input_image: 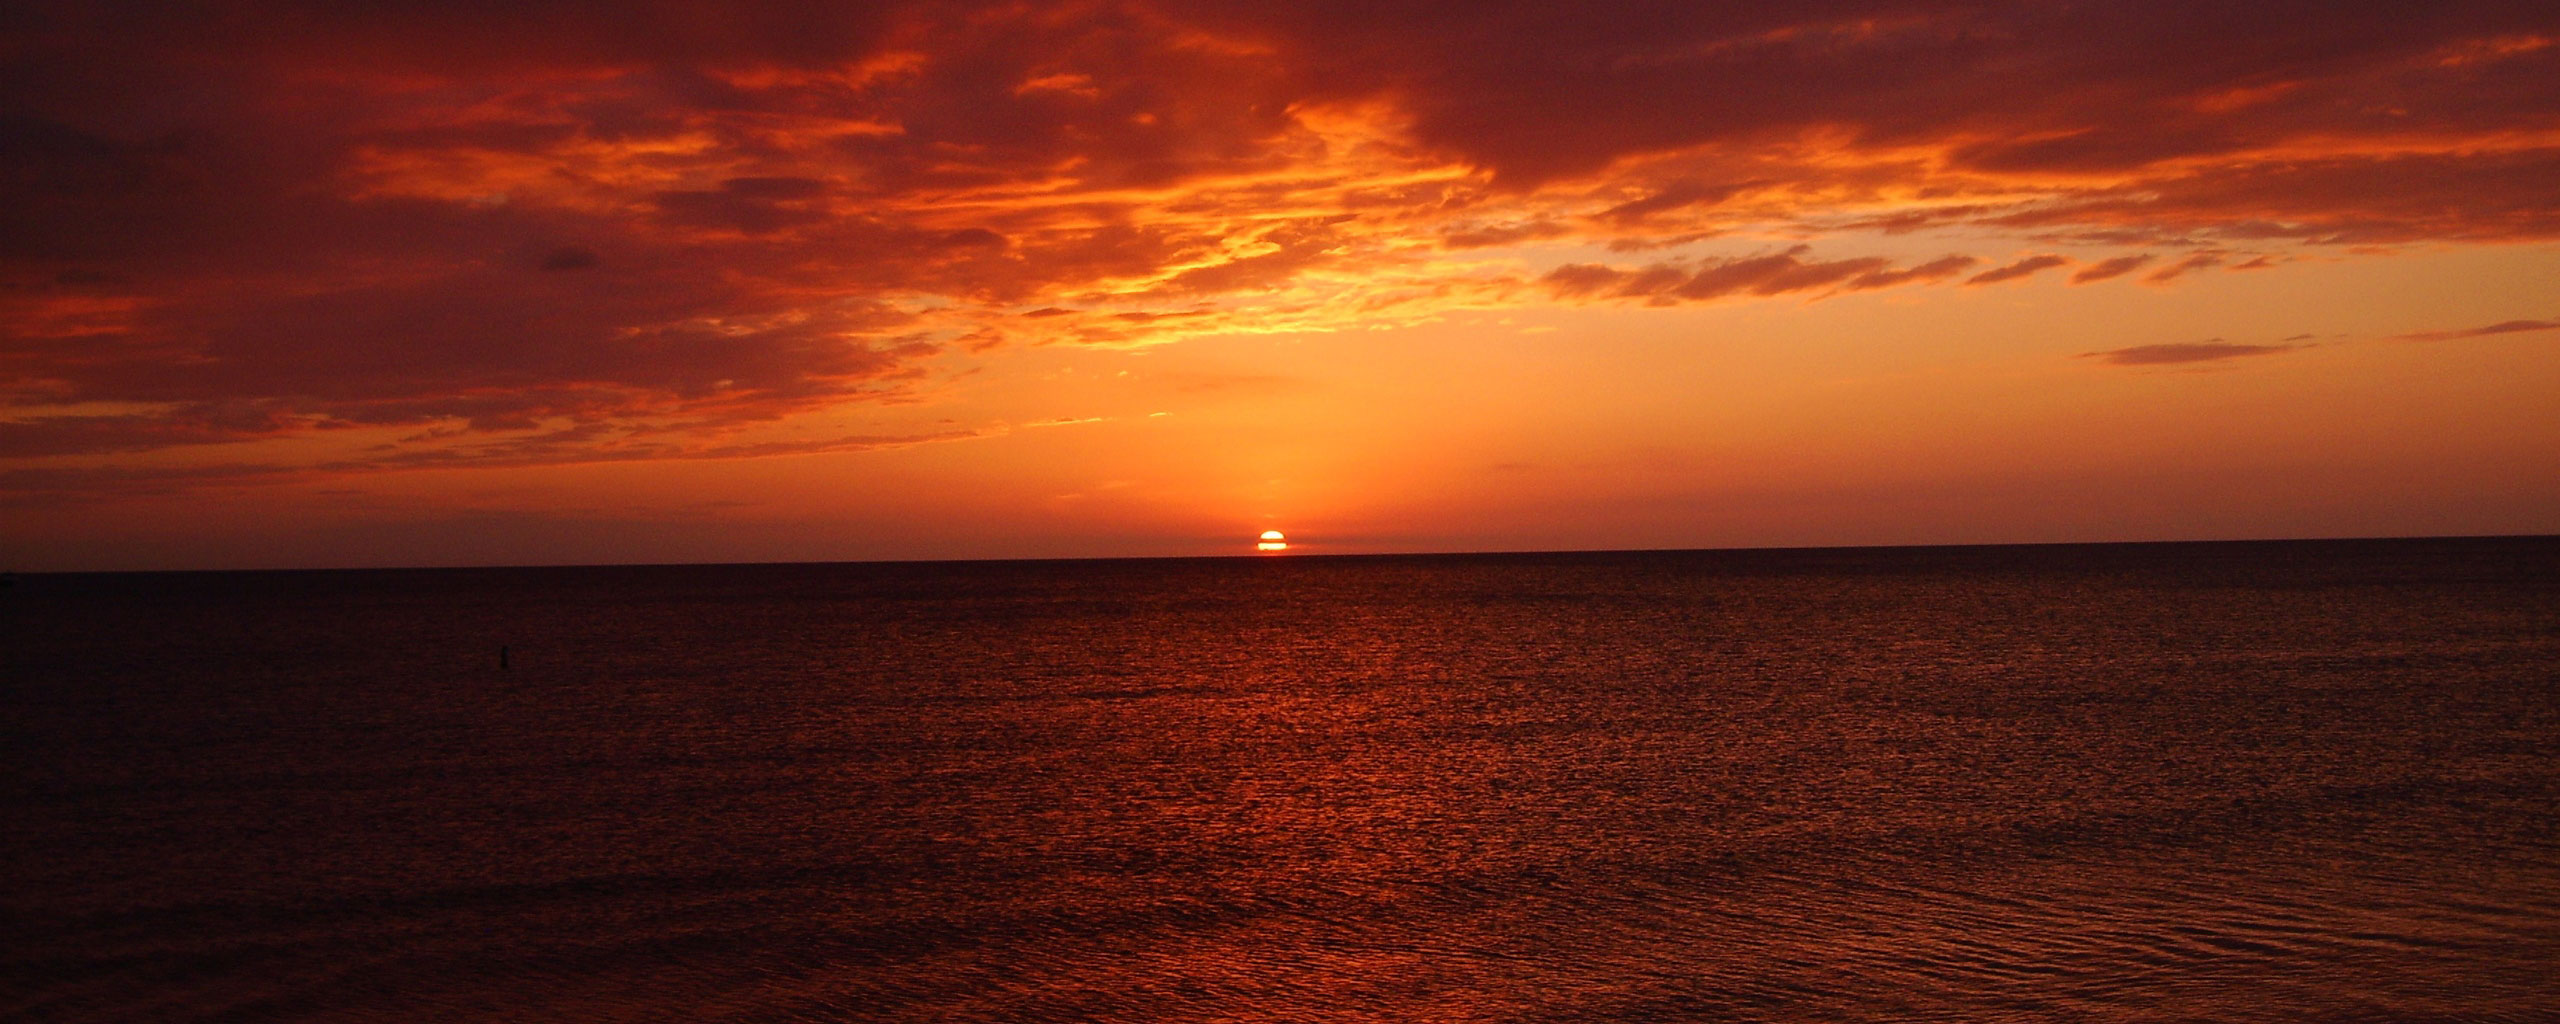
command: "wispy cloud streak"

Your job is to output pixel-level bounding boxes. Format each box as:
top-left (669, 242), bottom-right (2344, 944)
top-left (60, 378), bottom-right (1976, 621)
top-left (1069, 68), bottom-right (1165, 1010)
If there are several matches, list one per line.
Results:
top-left (2393, 318), bottom-right (2560, 341)
top-left (2081, 340), bottom-right (2301, 366)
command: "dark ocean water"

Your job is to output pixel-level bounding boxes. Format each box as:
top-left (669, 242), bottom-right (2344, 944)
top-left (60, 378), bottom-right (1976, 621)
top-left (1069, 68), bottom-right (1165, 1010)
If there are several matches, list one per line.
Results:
top-left (6, 538), bottom-right (2559, 1022)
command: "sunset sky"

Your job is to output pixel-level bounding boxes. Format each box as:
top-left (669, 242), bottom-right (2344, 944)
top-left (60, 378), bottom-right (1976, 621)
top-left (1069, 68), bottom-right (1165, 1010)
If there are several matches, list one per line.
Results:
top-left (5, 1), bottom-right (2557, 569)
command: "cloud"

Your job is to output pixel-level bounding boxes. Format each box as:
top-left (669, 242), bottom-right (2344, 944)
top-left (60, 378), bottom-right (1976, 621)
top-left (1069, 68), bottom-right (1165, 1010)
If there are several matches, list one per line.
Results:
top-left (1251, 3), bottom-right (2560, 203)
top-left (0, 404), bottom-right (318, 458)
top-left (5, 0), bottom-right (2558, 479)
top-left (1982, 149), bottom-right (2560, 244)
top-left (1965, 254), bottom-right (2070, 286)
top-left (2071, 254), bottom-right (2156, 284)
top-left (539, 246), bottom-right (600, 271)
top-left (1845, 255), bottom-right (1977, 291)
top-left (0, 426), bottom-right (984, 505)
top-left (1441, 220), bottom-right (1570, 249)
top-left (2080, 340), bottom-right (2301, 366)
top-left (1543, 246), bottom-right (1972, 304)
top-left (1596, 180), bottom-right (1760, 225)
top-left (2145, 252), bottom-right (2225, 283)
top-left (1146, 219), bottom-right (1350, 295)
top-left (649, 177), bottom-right (836, 235)
top-left (2392, 318), bottom-right (2560, 341)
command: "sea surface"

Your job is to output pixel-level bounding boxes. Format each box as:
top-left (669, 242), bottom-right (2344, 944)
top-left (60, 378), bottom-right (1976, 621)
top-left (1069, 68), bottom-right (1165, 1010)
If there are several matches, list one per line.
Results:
top-left (6, 538), bottom-right (2559, 1022)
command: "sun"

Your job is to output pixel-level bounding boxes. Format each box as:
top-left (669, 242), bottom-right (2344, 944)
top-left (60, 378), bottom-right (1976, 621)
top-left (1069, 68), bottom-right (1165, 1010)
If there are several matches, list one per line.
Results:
top-left (1257, 529), bottom-right (1288, 552)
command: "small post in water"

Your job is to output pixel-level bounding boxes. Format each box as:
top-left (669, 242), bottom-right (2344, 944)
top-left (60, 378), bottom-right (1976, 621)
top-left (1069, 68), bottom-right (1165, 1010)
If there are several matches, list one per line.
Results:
top-left (499, 645), bottom-right (509, 670)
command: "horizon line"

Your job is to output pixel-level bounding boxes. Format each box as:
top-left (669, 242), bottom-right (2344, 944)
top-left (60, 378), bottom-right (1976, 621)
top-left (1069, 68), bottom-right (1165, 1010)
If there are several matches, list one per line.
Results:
top-left (14, 531), bottom-right (2556, 578)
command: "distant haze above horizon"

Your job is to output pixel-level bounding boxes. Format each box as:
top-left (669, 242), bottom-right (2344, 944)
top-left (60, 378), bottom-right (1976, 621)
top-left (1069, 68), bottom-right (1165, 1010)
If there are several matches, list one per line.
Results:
top-left (5, 2), bottom-right (2558, 571)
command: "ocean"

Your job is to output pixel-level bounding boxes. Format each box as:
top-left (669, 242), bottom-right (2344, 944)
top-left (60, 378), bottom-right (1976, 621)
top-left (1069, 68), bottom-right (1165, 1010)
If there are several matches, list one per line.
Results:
top-left (7, 538), bottom-right (2558, 1022)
